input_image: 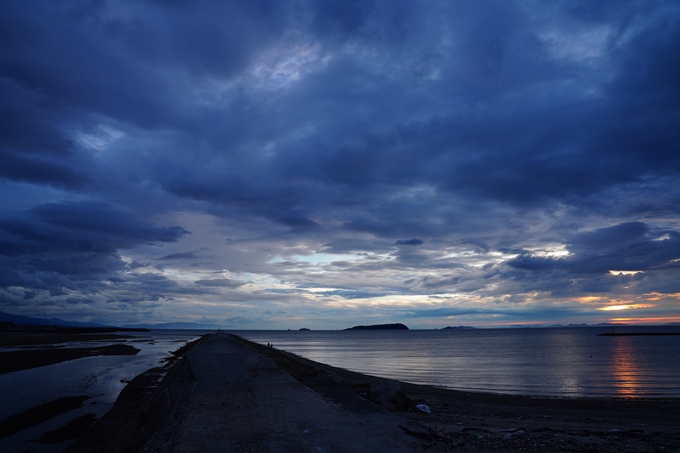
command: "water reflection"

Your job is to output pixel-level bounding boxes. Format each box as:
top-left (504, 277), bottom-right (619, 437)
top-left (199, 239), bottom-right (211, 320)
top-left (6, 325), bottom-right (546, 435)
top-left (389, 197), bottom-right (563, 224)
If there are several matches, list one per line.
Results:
top-left (608, 337), bottom-right (641, 396)
top-left (0, 330), bottom-right (205, 453)
top-left (542, 330), bottom-right (587, 396)
top-left (240, 327), bottom-right (680, 397)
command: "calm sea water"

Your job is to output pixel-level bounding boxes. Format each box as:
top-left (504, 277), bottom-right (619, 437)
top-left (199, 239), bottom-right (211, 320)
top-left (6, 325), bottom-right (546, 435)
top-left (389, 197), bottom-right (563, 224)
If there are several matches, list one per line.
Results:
top-left (236, 326), bottom-right (680, 398)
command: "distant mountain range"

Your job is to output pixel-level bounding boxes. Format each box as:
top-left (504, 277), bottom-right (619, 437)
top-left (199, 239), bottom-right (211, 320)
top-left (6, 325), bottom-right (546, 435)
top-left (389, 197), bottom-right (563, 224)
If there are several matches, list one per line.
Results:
top-left (122, 322), bottom-right (220, 330)
top-left (0, 311), bottom-right (219, 330)
top-left (0, 310), bottom-right (111, 328)
top-left (510, 323), bottom-right (632, 328)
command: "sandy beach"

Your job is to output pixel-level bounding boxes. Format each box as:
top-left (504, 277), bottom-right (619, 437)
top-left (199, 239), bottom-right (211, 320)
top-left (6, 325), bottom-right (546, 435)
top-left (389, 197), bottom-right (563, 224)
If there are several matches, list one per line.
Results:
top-left (2, 331), bottom-right (679, 452)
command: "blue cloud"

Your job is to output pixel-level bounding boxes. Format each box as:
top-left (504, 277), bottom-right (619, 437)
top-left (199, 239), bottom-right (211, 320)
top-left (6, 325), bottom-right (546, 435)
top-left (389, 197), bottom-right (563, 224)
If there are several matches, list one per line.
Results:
top-left (1, 0), bottom-right (679, 326)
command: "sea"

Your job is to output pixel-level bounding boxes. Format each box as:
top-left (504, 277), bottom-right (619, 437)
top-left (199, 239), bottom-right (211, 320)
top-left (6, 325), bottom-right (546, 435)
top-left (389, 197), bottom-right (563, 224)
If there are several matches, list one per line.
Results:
top-left (1, 326), bottom-right (679, 452)
top-left (237, 325), bottom-right (680, 398)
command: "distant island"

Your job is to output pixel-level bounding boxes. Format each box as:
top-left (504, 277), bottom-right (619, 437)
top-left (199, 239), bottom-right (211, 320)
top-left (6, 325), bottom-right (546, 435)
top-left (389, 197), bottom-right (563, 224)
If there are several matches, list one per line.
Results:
top-left (344, 323), bottom-right (409, 331)
top-left (441, 326), bottom-right (474, 330)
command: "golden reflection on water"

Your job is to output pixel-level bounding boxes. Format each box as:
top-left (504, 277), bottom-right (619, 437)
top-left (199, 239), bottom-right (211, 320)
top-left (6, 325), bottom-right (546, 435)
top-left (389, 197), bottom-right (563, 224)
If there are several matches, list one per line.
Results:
top-left (608, 337), bottom-right (641, 396)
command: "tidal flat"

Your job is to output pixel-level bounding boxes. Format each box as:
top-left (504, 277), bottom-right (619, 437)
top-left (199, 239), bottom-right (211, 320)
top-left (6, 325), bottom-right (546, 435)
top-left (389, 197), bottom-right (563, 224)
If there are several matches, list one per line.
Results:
top-left (0, 328), bottom-right (201, 453)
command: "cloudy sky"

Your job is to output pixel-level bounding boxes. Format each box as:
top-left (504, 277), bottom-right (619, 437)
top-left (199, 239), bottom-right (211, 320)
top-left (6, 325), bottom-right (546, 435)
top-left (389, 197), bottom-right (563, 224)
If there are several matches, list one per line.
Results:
top-left (1, 0), bottom-right (679, 329)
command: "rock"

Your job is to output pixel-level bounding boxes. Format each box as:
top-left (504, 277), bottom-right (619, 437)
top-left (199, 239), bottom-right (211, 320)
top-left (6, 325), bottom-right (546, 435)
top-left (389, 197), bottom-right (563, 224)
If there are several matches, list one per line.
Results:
top-left (369, 380), bottom-right (401, 403)
top-left (334, 376), bottom-right (370, 389)
top-left (368, 380), bottom-right (413, 411)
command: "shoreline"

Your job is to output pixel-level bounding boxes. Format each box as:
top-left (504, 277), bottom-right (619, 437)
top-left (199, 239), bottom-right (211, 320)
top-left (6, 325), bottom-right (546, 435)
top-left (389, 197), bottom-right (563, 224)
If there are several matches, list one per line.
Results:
top-left (4, 331), bottom-right (679, 452)
top-left (0, 330), bottom-right (204, 452)
top-left (234, 335), bottom-right (680, 452)
top-left (65, 334), bottom-right (208, 452)
top-left (67, 333), bottom-right (680, 452)
top-left (0, 344), bottom-right (141, 373)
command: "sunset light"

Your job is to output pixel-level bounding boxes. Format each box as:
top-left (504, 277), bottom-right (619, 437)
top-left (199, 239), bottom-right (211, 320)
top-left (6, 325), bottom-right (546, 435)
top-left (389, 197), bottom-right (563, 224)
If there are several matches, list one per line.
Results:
top-left (598, 304), bottom-right (656, 311)
top-left (609, 270), bottom-right (643, 276)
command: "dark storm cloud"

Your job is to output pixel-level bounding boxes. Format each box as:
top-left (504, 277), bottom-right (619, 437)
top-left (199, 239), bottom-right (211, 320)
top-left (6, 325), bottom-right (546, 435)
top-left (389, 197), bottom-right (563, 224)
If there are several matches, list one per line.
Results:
top-left (1, 0), bottom-right (679, 325)
top-left (0, 202), bottom-right (187, 257)
top-left (194, 278), bottom-right (244, 288)
top-left (507, 222), bottom-right (680, 275)
top-left (3, 0), bottom-right (679, 215)
top-left (320, 239), bottom-right (388, 254)
top-left (158, 251), bottom-right (201, 261)
top-left (0, 75), bottom-right (91, 188)
top-left (0, 202), bottom-right (188, 301)
top-left (568, 222), bottom-right (649, 254)
top-left (395, 238), bottom-right (424, 246)
top-left (309, 0), bottom-right (374, 39)
top-left (279, 214), bottom-right (321, 230)
top-left (0, 149), bottom-right (89, 189)
top-left (0, 1), bottom-right (288, 125)
top-left (501, 221), bottom-right (680, 300)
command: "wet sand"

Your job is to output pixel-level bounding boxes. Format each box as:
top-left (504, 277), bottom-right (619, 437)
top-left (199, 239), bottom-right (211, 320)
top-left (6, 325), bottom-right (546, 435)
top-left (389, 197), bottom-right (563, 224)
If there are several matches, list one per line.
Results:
top-left (0, 331), bottom-right (138, 347)
top-left (0, 344), bottom-right (140, 373)
top-left (0, 329), bottom-right (149, 450)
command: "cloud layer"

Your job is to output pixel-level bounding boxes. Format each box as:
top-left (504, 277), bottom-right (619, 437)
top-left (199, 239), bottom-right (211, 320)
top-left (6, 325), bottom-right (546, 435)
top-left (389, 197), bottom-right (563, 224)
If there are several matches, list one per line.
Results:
top-left (1, 0), bottom-right (679, 328)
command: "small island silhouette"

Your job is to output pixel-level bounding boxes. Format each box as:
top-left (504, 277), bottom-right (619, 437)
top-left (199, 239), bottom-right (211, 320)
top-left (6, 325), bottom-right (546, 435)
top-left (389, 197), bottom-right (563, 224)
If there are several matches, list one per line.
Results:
top-left (344, 323), bottom-right (409, 331)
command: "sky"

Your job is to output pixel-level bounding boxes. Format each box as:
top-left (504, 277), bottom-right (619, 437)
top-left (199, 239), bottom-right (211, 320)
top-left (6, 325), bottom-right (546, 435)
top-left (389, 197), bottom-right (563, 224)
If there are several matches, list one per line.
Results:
top-left (1, 0), bottom-right (679, 329)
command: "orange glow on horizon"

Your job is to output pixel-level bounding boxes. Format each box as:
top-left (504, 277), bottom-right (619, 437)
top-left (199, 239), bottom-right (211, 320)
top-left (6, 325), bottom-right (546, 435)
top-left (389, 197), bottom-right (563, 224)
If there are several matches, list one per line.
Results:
top-left (598, 304), bottom-right (655, 311)
top-left (609, 316), bottom-right (680, 323)
top-left (646, 292), bottom-right (680, 301)
top-left (599, 305), bottom-right (629, 311)
top-left (573, 296), bottom-right (610, 304)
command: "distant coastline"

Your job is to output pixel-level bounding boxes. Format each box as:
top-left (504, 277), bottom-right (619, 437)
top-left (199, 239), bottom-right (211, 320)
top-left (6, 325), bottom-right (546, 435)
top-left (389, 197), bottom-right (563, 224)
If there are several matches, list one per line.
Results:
top-left (598, 332), bottom-right (680, 336)
top-left (0, 323), bottom-right (148, 334)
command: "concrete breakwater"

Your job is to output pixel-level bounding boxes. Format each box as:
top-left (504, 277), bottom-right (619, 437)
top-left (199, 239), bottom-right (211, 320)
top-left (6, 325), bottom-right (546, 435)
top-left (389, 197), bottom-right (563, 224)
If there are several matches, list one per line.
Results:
top-left (66, 332), bottom-right (417, 453)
